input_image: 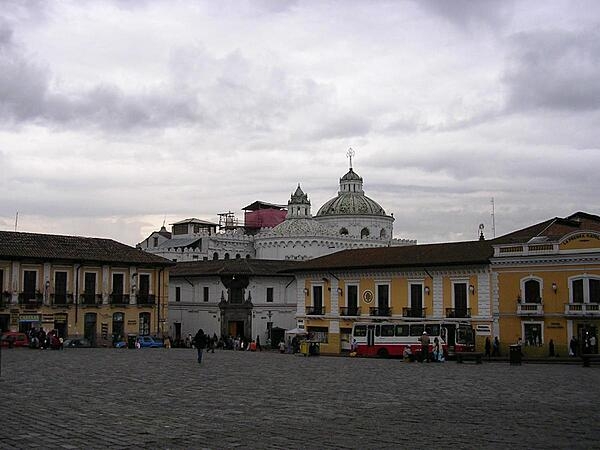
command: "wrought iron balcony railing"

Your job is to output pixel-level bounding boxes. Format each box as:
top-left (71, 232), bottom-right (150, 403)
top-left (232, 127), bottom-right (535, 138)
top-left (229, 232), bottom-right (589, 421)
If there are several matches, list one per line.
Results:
top-left (136, 294), bottom-right (156, 305)
top-left (402, 307), bottom-right (426, 318)
top-left (80, 293), bottom-right (102, 306)
top-left (369, 307), bottom-right (392, 317)
top-left (18, 292), bottom-right (43, 307)
top-left (110, 293), bottom-right (130, 306)
top-left (51, 293), bottom-right (73, 306)
top-left (339, 306), bottom-right (361, 316)
top-left (445, 308), bottom-right (471, 318)
top-left (306, 306), bottom-right (326, 315)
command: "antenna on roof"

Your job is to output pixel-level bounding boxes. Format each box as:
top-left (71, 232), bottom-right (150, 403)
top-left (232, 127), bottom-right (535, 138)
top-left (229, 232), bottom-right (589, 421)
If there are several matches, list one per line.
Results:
top-left (162, 215), bottom-right (166, 228)
top-left (14, 211), bottom-right (18, 232)
top-left (490, 198), bottom-right (496, 238)
top-left (346, 147), bottom-right (355, 169)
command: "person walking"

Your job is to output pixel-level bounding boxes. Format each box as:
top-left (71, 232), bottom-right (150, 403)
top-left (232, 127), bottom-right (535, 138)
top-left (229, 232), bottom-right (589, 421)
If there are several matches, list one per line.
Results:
top-left (492, 337), bottom-right (500, 357)
top-left (419, 331), bottom-right (430, 362)
top-left (256, 334), bottom-right (262, 352)
top-left (484, 336), bottom-right (492, 360)
top-left (193, 329), bottom-right (208, 364)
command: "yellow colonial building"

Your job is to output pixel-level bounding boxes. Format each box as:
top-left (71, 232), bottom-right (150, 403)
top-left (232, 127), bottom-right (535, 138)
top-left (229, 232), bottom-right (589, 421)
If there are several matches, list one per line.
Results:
top-left (0, 231), bottom-right (173, 345)
top-left (491, 212), bottom-right (600, 357)
top-left (287, 241), bottom-right (494, 354)
top-left (287, 212), bottom-right (600, 357)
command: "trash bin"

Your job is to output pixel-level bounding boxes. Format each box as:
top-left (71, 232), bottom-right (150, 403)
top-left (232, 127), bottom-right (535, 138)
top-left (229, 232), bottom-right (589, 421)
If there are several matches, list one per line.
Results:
top-left (509, 344), bottom-right (522, 365)
top-left (300, 340), bottom-right (309, 356)
top-left (127, 334), bottom-right (137, 349)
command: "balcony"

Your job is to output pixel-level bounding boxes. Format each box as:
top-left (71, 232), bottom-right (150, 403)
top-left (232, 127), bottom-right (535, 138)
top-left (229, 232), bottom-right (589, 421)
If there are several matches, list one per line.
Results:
top-left (110, 293), bottom-right (130, 306)
top-left (306, 306), bottom-right (326, 315)
top-left (18, 292), bottom-right (43, 308)
top-left (51, 293), bottom-right (73, 307)
top-left (369, 307), bottom-right (392, 317)
top-left (136, 294), bottom-right (156, 306)
top-left (517, 302), bottom-right (544, 316)
top-left (339, 306), bottom-right (361, 316)
top-left (445, 308), bottom-right (471, 319)
top-left (80, 293), bottom-right (102, 307)
top-left (564, 302), bottom-right (600, 317)
top-left (402, 307), bottom-right (426, 318)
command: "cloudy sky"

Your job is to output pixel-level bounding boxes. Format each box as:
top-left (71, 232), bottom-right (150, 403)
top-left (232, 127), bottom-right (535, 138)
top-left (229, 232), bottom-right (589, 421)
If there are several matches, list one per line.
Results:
top-left (1, 0), bottom-right (599, 246)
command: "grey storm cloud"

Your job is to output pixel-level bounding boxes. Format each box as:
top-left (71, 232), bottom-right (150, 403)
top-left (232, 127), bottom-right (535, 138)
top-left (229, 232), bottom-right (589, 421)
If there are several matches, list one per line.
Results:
top-left (505, 27), bottom-right (600, 112)
top-left (415, 0), bottom-right (513, 30)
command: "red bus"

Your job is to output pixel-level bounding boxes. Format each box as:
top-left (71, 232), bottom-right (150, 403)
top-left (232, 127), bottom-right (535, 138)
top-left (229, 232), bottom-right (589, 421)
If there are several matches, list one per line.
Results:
top-left (351, 321), bottom-right (475, 359)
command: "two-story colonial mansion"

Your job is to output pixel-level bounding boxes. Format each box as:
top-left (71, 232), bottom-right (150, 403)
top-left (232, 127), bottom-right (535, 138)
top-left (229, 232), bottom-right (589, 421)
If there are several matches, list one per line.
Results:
top-left (0, 231), bottom-right (173, 344)
top-left (286, 212), bottom-right (600, 356)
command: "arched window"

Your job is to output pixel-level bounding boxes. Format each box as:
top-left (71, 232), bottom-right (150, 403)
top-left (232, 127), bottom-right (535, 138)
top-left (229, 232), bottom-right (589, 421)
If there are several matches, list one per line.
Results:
top-left (112, 312), bottom-right (124, 340)
top-left (339, 227), bottom-right (348, 235)
top-left (245, 254), bottom-right (251, 259)
top-left (524, 279), bottom-right (541, 303)
top-left (139, 312), bottom-right (151, 336)
top-left (361, 227), bottom-right (370, 238)
top-left (213, 252), bottom-right (219, 260)
top-left (235, 254), bottom-right (241, 259)
top-left (224, 253), bottom-right (230, 260)
top-left (380, 229), bottom-right (387, 239)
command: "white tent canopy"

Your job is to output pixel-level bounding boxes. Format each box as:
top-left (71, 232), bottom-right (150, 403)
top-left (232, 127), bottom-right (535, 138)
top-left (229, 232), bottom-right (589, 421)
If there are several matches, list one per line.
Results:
top-left (285, 327), bottom-right (307, 337)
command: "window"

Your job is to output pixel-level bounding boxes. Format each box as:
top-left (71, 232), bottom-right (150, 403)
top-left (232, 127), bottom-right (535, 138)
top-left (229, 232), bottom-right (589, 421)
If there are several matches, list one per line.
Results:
top-left (308, 326), bottom-right (328, 343)
top-left (266, 287), bottom-right (274, 303)
top-left (410, 283), bottom-right (423, 316)
top-left (376, 284), bottom-right (389, 309)
top-left (380, 229), bottom-right (387, 239)
top-left (112, 312), bottom-right (124, 340)
top-left (172, 223), bottom-right (187, 235)
top-left (523, 278), bottom-right (541, 303)
top-left (347, 284), bottom-right (358, 313)
top-left (23, 270), bottom-right (37, 299)
top-left (523, 322), bottom-right (543, 346)
top-left (453, 282), bottom-right (468, 317)
top-left (354, 325), bottom-right (367, 337)
top-left (213, 253), bottom-right (219, 260)
top-left (313, 286), bottom-right (323, 310)
top-left (153, 237), bottom-right (158, 247)
top-left (395, 324), bottom-right (410, 336)
top-left (84, 272), bottom-right (96, 294)
top-left (381, 325), bottom-right (395, 336)
top-left (224, 253), bottom-right (230, 260)
top-left (0, 268), bottom-right (3, 291)
top-left (339, 227), bottom-right (348, 235)
top-left (139, 312), bottom-right (151, 336)
top-left (138, 274), bottom-right (150, 298)
top-left (203, 287), bottom-right (209, 302)
top-left (360, 227), bottom-right (370, 238)
top-left (410, 324), bottom-right (424, 336)
top-left (235, 254), bottom-right (241, 259)
top-left (54, 271), bottom-right (68, 304)
top-left (175, 287), bottom-right (181, 302)
top-left (425, 324), bottom-right (440, 336)
top-left (570, 277), bottom-right (600, 303)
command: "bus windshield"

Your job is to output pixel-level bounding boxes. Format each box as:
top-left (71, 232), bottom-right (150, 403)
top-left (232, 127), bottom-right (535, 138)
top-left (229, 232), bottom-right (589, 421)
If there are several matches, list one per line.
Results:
top-left (457, 326), bottom-right (474, 345)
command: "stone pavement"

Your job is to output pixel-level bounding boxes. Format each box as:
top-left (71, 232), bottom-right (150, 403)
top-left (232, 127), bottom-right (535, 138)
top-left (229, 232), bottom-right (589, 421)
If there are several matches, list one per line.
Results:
top-left (0, 348), bottom-right (599, 449)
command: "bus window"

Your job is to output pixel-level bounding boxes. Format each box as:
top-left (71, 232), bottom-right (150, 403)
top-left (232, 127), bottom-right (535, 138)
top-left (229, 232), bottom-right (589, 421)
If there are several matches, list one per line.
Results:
top-left (395, 324), bottom-right (409, 336)
top-left (425, 324), bottom-right (440, 337)
top-left (354, 325), bottom-right (367, 337)
top-left (410, 324), bottom-right (424, 336)
top-left (457, 326), bottom-right (474, 344)
top-left (375, 325), bottom-right (380, 337)
top-left (381, 325), bottom-right (394, 336)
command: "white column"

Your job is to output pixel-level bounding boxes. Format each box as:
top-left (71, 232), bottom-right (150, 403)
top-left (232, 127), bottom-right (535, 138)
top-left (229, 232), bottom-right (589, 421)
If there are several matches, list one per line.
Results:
top-left (432, 274), bottom-right (443, 318)
top-left (102, 265), bottom-right (110, 305)
top-left (478, 271), bottom-right (491, 318)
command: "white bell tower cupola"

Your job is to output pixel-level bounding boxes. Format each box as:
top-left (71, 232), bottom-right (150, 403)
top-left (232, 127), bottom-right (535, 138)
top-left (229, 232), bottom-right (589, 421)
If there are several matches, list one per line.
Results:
top-left (287, 184), bottom-right (312, 219)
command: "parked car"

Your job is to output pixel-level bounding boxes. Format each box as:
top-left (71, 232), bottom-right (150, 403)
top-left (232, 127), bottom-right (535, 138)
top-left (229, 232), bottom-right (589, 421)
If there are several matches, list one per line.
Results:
top-left (0, 331), bottom-right (30, 348)
top-left (63, 338), bottom-right (92, 348)
top-left (137, 335), bottom-right (164, 348)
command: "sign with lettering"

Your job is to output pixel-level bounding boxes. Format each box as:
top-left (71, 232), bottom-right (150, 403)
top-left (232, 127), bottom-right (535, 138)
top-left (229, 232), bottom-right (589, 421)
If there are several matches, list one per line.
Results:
top-left (476, 324), bottom-right (491, 335)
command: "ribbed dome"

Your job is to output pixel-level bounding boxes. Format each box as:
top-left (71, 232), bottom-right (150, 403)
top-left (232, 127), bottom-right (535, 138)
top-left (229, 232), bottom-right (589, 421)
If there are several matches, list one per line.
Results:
top-left (316, 193), bottom-right (386, 217)
top-left (340, 168), bottom-right (362, 181)
top-left (268, 218), bottom-right (334, 236)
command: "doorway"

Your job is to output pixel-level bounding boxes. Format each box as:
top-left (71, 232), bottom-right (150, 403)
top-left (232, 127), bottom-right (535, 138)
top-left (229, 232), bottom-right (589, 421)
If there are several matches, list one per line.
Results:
top-left (84, 312), bottom-right (97, 346)
top-left (228, 320), bottom-right (245, 338)
top-left (577, 324), bottom-right (598, 354)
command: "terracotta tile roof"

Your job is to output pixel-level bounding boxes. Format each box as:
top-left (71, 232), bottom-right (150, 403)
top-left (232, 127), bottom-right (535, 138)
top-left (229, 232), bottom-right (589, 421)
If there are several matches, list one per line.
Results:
top-left (0, 231), bottom-right (174, 266)
top-left (492, 211), bottom-right (600, 245)
top-left (171, 259), bottom-right (300, 277)
top-left (282, 240), bottom-right (494, 272)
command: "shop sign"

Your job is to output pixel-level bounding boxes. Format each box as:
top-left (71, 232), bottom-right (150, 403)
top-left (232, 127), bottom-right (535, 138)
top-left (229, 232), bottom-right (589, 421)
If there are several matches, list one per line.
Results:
top-left (476, 324), bottom-right (491, 335)
top-left (19, 314), bottom-right (41, 323)
top-left (42, 314), bottom-right (54, 323)
top-left (54, 314), bottom-right (68, 324)
top-left (127, 320), bottom-right (137, 325)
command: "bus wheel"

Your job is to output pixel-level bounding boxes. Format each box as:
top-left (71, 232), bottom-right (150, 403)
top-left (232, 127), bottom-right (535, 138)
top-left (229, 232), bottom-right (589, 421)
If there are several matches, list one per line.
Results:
top-left (377, 348), bottom-right (389, 358)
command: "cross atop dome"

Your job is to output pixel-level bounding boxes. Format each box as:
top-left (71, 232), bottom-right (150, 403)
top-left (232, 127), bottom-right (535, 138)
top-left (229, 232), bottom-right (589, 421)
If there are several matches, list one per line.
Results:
top-left (346, 147), bottom-right (355, 169)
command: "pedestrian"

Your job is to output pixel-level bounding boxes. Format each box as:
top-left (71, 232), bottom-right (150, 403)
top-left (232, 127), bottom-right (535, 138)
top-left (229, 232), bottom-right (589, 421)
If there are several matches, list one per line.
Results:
top-left (432, 336), bottom-right (442, 362)
top-left (256, 334), bottom-right (262, 352)
top-left (419, 331), bottom-right (430, 362)
top-left (492, 337), bottom-right (500, 357)
top-left (590, 335), bottom-right (597, 353)
top-left (484, 336), bottom-right (491, 360)
top-left (549, 339), bottom-right (555, 357)
top-left (278, 340), bottom-right (286, 353)
top-left (569, 336), bottom-right (577, 357)
top-left (193, 329), bottom-right (208, 364)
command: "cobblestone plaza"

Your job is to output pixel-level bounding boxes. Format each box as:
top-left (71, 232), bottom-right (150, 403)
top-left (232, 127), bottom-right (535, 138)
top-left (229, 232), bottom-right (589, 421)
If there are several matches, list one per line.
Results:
top-left (1, 349), bottom-right (598, 449)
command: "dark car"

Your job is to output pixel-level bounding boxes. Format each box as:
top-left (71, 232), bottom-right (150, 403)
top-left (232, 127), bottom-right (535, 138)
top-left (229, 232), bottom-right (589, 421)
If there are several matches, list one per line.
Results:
top-left (63, 338), bottom-right (92, 348)
top-left (0, 331), bottom-right (30, 348)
